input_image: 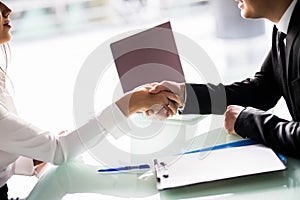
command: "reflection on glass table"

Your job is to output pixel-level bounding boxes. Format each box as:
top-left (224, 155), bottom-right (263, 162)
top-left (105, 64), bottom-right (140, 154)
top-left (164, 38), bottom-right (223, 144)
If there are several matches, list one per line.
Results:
top-left (26, 116), bottom-right (300, 200)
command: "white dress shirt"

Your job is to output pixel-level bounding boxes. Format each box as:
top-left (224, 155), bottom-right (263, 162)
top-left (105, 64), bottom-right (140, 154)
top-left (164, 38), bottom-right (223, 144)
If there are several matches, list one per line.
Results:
top-left (0, 80), bottom-right (128, 187)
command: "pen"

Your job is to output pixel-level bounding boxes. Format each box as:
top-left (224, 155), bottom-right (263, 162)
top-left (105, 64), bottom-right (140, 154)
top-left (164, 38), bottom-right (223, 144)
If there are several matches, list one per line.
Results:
top-left (97, 164), bottom-right (150, 173)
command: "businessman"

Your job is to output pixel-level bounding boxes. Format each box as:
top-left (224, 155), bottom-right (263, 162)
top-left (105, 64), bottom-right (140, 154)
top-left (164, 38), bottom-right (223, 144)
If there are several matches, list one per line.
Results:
top-left (147, 0), bottom-right (300, 159)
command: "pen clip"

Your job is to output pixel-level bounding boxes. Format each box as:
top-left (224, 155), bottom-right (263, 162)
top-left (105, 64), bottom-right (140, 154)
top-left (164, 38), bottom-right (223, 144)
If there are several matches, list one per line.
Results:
top-left (160, 162), bottom-right (169, 178)
top-left (154, 159), bottom-right (169, 182)
top-left (154, 159), bottom-right (161, 182)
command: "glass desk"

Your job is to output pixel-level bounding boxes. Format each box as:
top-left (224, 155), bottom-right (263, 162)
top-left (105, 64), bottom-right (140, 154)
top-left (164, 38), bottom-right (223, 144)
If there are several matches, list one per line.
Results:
top-left (26, 116), bottom-right (300, 200)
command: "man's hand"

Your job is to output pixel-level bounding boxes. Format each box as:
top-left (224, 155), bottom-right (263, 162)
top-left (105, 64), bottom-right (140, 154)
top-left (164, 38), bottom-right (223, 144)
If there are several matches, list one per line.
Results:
top-left (224, 105), bottom-right (245, 134)
top-left (148, 81), bottom-right (185, 101)
top-left (144, 81), bottom-right (185, 119)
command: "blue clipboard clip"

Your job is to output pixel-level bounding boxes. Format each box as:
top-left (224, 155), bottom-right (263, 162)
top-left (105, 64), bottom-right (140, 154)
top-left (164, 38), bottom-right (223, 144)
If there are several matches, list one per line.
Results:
top-left (276, 153), bottom-right (288, 165)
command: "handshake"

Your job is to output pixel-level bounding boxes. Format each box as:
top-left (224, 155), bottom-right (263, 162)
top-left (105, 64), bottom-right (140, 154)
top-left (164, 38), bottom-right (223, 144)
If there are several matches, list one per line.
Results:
top-left (116, 80), bottom-right (245, 135)
top-left (116, 81), bottom-right (185, 120)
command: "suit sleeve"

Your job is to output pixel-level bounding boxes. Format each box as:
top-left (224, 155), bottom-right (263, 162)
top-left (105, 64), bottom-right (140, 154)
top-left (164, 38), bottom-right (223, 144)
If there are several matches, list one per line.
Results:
top-left (182, 51), bottom-right (282, 114)
top-left (235, 107), bottom-right (300, 158)
top-left (225, 51), bottom-right (281, 110)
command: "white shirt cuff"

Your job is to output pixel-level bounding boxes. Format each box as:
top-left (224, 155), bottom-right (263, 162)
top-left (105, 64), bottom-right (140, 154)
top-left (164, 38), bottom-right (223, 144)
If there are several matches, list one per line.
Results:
top-left (96, 103), bottom-right (131, 139)
top-left (14, 156), bottom-right (34, 176)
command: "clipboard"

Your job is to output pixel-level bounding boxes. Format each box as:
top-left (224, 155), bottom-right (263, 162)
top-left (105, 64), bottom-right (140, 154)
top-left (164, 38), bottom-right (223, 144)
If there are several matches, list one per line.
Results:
top-left (110, 21), bottom-right (185, 93)
top-left (153, 140), bottom-right (287, 190)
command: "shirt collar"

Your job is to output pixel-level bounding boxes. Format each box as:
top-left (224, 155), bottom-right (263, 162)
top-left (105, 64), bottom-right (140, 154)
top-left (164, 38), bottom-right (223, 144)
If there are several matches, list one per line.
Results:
top-left (276, 0), bottom-right (297, 34)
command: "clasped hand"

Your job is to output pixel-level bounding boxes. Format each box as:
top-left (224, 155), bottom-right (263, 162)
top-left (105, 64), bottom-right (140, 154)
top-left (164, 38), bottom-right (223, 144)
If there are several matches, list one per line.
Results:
top-left (135, 81), bottom-right (245, 135)
top-left (116, 81), bottom-right (184, 119)
top-left (143, 81), bottom-right (185, 119)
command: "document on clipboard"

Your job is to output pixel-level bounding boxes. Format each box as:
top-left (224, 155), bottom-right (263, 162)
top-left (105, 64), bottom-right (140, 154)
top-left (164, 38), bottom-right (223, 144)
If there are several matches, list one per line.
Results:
top-left (153, 140), bottom-right (287, 190)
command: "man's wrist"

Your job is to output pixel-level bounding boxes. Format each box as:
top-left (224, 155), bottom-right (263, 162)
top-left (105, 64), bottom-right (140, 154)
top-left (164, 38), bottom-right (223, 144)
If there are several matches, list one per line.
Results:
top-left (179, 83), bottom-right (186, 110)
top-left (234, 107), bottom-right (248, 137)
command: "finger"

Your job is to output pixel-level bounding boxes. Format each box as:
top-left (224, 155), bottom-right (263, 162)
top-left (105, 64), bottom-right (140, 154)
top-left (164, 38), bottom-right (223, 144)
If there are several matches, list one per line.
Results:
top-left (149, 103), bottom-right (165, 114)
top-left (165, 92), bottom-right (184, 107)
top-left (144, 85), bottom-right (152, 90)
top-left (155, 107), bottom-right (169, 120)
top-left (149, 85), bottom-right (169, 94)
top-left (145, 109), bottom-right (154, 116)
top-left (224, 125), bottom-right (234, 135)
top-left (223, 118), bottom-right (235, 135)
top-left (227, 129), bottom-right (236, 135)
top-left (148, 82), bottom-right (159, 87)
top-left (223, 117), bottom-right (229, 131)
top-left (163, 105), bottom-right (173, 117)
top-left (163, 102), bottom-right (174, 116)
top-left (166, 101), bottom-right (178, 115)
top-left (58, 130), bottom-right (68, 135)
top-left (144, 82), bottom-right (159, 91)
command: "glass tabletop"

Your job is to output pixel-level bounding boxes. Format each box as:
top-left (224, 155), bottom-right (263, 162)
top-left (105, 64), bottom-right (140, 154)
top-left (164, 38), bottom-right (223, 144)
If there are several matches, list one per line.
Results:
top-left (26, 117), bottom-right (300, 200)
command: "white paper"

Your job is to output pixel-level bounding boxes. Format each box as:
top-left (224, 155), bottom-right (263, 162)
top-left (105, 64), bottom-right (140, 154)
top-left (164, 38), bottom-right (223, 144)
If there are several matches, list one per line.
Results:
top-left (155, 144), bottom-right (286, 190)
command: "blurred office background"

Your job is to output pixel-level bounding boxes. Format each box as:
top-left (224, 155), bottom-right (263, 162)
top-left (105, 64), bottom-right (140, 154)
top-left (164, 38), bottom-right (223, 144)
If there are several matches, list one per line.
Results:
top-left (5, 0), bottom-right (291, 198)
top-left (6, 0), bottom-right (290, 129)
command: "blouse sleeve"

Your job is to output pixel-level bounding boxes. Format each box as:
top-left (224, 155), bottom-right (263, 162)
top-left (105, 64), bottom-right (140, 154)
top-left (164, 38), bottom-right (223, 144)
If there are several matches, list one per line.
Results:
top-left (13, 156), bottom-right (34, 176)
top-left (0, 103), bottom-right (128, 165)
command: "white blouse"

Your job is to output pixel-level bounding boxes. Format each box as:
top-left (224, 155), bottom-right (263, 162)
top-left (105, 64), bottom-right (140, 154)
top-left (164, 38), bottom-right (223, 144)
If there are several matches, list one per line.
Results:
top-left (0, 82), bottom-right (128, 187)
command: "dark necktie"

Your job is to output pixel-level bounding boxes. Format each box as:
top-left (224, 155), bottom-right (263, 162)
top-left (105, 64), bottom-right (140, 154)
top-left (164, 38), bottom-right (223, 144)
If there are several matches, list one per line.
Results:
top-left (277, 31), bottom-right (287, 68)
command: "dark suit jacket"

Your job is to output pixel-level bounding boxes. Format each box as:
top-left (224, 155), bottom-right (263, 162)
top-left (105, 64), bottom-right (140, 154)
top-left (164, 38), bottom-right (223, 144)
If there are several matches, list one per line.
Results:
top-left (182, 1), bottom-right (300, 159)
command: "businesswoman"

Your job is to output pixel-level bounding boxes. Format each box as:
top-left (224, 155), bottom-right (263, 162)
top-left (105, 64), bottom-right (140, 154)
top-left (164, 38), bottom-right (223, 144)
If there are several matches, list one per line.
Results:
top-left (0, 2), bottom-right (182, 199)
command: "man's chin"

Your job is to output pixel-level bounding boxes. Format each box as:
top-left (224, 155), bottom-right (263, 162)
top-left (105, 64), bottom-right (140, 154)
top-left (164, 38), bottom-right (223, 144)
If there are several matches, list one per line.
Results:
top-left (241, 11), bottom-right (251, 19)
